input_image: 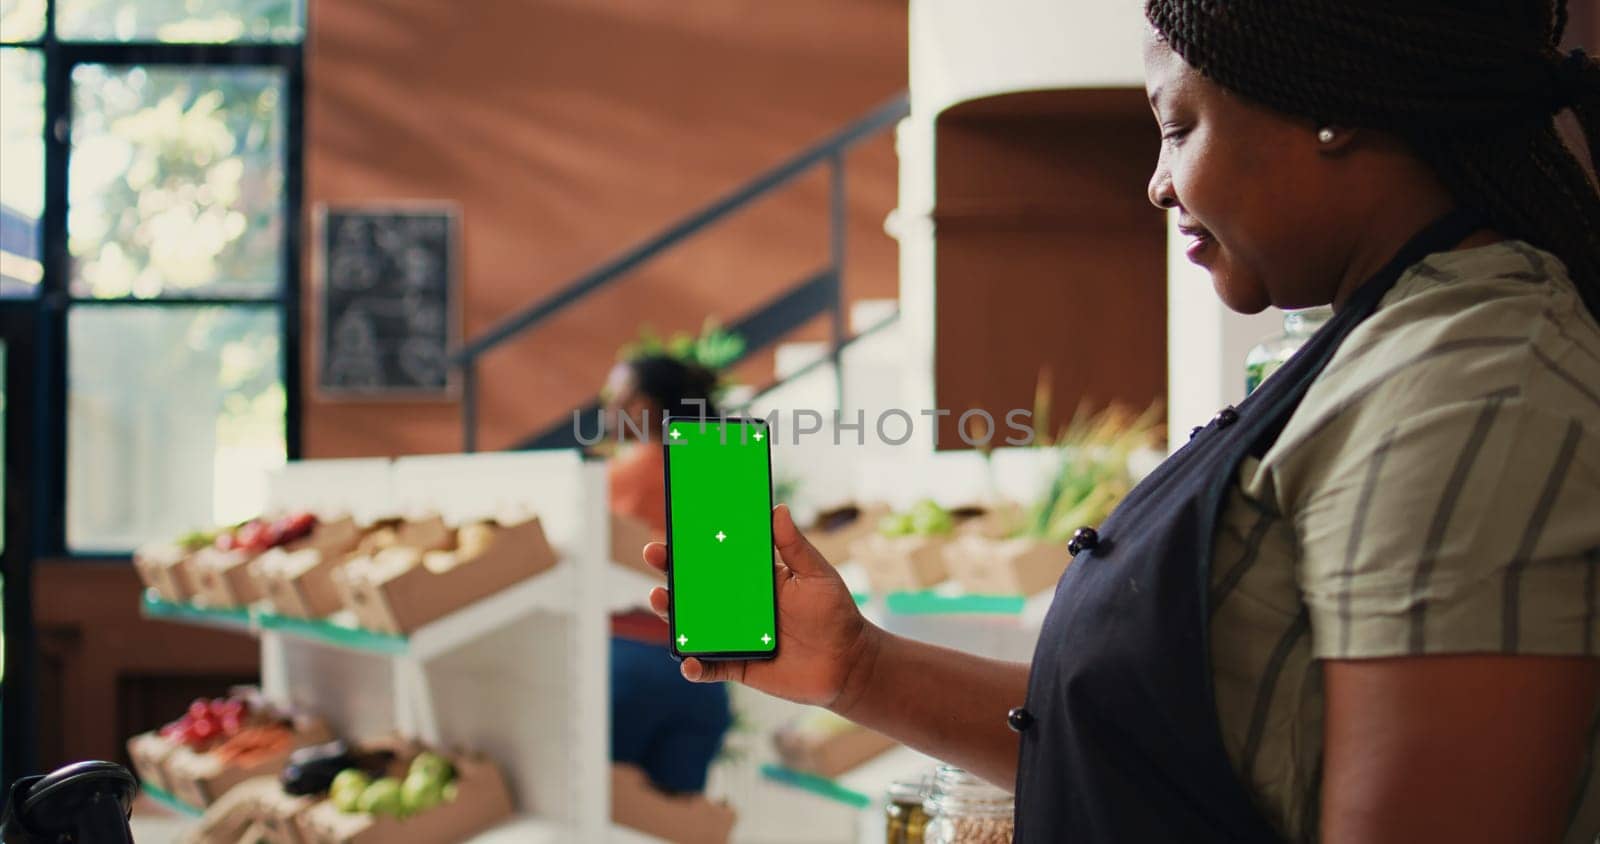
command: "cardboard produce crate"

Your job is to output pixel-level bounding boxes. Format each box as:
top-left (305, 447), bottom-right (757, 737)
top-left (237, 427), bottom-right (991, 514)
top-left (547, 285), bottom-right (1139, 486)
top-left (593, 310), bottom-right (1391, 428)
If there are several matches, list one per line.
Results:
top-left (127, 730), bottom-right (183, 793)
top-left (805, 503), bottom-right (889, 566)
top-left (851, 533), bottom-right (951, 594)
top-left (954, 502), bottom-right (1027, 540)
top-left (610, 512), bottom-right (664, 579)
top-left (331, 518), bottom-right (455, 631)
top-left (942, 534), bottom-right (1070, 596)
top-left (248, 518), bottom-right (364, 619)
top-left (166, 719), bottom-right (333, 808)
top-left (255, 735), bottom-right (422, 843)
top-left (193, 518), bottom-right (367, 610)
top-left (773, 717), bottom-right (897, 779)
top-left (133, 544), bottom-right (197, 604)
top-left (611, 763), bottom-right (736, 844)
top-left (390, 515), bottom-right (455, 556)
top-left (294, 754), bottom-right (513, 844)
top-left (189, 547), bottom-right (263, 610)
top-left (184, 776), bottom-right (282, 844)
top-left (255, 788), bottom-right (320, 844)
top-left (334, 517), bottom-right (558, 635)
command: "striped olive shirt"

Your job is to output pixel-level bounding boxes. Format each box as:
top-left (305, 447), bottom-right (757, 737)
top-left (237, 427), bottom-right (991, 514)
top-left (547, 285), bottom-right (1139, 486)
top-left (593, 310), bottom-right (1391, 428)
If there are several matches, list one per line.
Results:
top-left (1208, 240), bottom-right (1600, 843)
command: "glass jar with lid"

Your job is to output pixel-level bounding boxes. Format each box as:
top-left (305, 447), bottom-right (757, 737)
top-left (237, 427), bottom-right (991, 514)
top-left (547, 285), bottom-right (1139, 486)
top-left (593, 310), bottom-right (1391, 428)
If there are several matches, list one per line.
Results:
top-left (886, 779), bottom-right (930, 843)
top-left (922, 766), bottom-right (1014, 844)
top-left (1245, 305), bottom-right (1333, 394)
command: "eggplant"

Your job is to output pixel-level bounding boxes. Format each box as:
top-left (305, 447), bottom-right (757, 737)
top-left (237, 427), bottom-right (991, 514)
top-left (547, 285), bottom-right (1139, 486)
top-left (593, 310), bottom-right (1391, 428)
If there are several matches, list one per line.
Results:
top-left (280, 740), bottom-right (355, 795)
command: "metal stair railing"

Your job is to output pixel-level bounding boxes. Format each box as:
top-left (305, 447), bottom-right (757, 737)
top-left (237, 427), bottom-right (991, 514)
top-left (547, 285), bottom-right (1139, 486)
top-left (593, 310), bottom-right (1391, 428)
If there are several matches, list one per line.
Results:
top-left (518, 275), bottom-right (901, 450)
top-left (449, 94), bottom-right (910, 452)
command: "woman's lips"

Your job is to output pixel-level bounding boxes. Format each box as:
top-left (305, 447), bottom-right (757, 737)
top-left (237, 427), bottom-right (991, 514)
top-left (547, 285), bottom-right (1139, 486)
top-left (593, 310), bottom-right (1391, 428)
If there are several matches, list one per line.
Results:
top-left (1180, 225), bottom-right (1215, 265)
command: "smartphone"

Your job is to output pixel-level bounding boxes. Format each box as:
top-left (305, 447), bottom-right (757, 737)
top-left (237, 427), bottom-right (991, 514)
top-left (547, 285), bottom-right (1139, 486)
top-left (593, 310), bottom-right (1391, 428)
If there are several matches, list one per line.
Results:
top-left (662, 416), bottom-right (779, 661)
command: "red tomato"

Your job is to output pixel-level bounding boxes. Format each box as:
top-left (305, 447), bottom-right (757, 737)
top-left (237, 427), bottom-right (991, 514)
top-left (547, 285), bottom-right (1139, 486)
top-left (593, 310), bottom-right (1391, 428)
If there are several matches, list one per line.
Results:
top-left (235, 521), bottom-right (269, 552)
top-left (281, 512), bottom-right (317, 542)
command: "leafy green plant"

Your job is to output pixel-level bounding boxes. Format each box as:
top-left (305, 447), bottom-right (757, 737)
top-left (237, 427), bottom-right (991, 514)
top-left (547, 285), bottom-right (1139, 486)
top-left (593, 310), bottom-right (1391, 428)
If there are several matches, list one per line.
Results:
top-left (619, 317), bottom-right (745, 371)
top-left (1020, 401), bottom-right (1164, 543)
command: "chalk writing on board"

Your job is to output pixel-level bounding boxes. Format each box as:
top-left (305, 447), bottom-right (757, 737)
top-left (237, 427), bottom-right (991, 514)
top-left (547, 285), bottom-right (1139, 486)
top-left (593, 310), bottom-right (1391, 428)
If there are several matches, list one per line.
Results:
top-left (318, 207), bottom-right (457, 397)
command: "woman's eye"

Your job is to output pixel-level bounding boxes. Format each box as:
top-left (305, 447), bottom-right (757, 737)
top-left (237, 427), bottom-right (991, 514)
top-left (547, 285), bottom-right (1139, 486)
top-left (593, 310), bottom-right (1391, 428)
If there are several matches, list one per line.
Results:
top-left (1161, 125), bottom-right (1190, 143)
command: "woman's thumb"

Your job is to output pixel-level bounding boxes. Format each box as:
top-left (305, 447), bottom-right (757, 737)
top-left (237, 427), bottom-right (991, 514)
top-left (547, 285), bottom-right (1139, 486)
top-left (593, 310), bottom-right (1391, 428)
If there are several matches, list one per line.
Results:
top-left (772, 504), bottom-right (832, 576)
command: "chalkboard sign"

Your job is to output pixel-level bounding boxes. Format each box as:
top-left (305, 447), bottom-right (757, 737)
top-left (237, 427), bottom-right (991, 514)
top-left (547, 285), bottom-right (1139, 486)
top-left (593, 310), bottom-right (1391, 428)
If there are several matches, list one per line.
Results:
top-left (317, 206), bottom-right (458, 398)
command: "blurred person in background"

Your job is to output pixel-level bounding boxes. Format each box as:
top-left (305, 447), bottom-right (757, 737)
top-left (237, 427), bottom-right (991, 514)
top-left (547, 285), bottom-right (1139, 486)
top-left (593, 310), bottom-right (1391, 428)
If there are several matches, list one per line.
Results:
top-left (601, 353), bottom-right (732, 795)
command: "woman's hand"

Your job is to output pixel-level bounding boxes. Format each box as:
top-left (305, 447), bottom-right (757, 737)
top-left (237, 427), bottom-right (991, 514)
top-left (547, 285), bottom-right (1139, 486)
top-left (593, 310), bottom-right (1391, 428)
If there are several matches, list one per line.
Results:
top-left (643, 504), bottom-right (880, 710)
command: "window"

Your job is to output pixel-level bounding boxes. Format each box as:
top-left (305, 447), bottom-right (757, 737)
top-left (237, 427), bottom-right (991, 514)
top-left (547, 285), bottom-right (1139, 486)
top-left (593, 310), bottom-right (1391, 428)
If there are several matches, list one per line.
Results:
top-left (0, 0), bottom-right (302, 554)
top-left (0, 48), bottom-right (43, 295)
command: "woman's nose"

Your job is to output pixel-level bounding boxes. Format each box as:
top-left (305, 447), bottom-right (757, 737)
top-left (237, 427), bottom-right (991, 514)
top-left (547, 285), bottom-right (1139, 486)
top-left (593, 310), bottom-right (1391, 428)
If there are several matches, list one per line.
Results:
top-left (1148, 167), bottom-right (1177, 210)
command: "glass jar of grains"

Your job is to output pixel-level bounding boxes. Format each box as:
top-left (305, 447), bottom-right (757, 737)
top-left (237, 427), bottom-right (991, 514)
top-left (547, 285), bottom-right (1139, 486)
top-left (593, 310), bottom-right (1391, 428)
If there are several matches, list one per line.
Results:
top-left (886, 779), bottom-right (929, 843)
top-left (922, 766), bottom-right (1014, 844)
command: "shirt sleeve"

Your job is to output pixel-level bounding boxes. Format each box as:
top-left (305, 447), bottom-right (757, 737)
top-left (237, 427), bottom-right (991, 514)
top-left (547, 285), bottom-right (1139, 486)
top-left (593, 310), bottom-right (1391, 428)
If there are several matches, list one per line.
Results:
top-left (1287, 397), bottom-right (1600, 660)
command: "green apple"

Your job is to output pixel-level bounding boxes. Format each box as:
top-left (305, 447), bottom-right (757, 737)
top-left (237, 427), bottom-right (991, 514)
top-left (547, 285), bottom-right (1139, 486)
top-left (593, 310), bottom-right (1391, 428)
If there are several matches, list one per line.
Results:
top-left (408, 751), bottom-right (454, 784)
top-left (330, 769), bottom-right (371, 812)
top-left (441, 782), bottom-right (459, 804)
top-left (357, 777), bottom-right (405, 817)
top-left (401, 771), bottom-right (445, 815)
top-left (910, 507), bottom-right (954, 536)
top-left (878, 513), bottom-right (914, 537)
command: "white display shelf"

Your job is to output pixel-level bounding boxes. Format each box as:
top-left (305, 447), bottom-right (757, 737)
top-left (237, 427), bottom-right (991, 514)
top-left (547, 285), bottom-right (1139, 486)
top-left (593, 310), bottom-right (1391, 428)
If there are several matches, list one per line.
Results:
top-left (342, 564), bottom-right (576, 660)
top-left (463, 815), bottom-right (576, 843)
top-left (761, 745), bottom-right (938, 811)
top-left (466, 816), bottom-right (665, 843)
top-left (144, 570), bottom-right (576, 662)
top-left (606, 563), bottom-right (665, 613)
top-left (146, 558), bottom-right (657, 661)
top-left (127, 811), bottom-right (666, 844)
top-left (134, 452), bottom-right (616, 841)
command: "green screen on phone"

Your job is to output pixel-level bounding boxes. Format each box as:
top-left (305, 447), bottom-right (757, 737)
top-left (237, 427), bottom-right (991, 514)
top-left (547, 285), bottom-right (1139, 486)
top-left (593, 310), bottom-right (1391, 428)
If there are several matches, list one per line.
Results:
top-left (663, 417), bottom-right (778, 659)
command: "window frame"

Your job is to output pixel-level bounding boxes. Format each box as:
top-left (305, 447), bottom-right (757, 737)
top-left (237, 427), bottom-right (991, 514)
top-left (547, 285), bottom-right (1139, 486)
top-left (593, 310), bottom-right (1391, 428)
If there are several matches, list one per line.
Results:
top-left (1, 0), bottom-right (304, 558)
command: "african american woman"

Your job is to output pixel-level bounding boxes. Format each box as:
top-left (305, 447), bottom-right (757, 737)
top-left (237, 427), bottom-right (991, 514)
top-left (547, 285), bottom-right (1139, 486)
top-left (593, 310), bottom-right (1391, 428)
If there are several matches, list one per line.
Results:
top-left (643, 2), bottom-right (1600, 841)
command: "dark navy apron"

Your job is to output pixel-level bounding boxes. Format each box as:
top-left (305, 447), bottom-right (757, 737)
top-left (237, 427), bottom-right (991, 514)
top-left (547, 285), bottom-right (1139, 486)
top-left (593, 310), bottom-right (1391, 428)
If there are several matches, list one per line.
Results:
top-left (1011, 210), bottom-right (1484, 842)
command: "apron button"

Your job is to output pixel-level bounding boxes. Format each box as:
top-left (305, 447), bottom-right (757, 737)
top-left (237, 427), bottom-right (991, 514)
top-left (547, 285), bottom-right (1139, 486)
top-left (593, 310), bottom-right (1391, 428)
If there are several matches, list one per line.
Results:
top-left (1007, 707), bottom-right (1035, 732)
top-left (1212, 406), bottom-right (1239, 428)
top-left (1068, 526), bottom-right (1099, 555)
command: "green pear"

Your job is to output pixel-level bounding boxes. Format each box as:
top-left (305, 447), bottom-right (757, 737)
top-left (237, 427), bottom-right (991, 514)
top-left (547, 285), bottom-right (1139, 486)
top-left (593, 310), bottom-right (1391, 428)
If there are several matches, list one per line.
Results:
top-left (401, 771), bottom-right (445, 815)
top-left (329, 769), bottom-right (371, 813)
top-left (357, 777), bottom-right (404, 817)
top-left (408, 751), bottom-right (454, 784)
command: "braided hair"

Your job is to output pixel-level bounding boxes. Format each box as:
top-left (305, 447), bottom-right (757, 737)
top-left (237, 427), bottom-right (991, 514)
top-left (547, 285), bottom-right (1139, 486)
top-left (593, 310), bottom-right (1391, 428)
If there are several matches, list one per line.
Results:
top-left (1145, 0), bottom-right (1600, 319)
top-left (626, 354), bottom-right (722, 419)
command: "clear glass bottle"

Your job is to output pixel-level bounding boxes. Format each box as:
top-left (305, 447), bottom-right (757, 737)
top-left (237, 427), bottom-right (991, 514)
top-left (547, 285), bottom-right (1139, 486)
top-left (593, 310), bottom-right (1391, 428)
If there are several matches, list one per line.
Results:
top-left (922, 766), bottom-right (1014, 844)
top-left (1245, 305), bottom-right (1333, 394)
top-left (886, 779), bottom-right (930, 844)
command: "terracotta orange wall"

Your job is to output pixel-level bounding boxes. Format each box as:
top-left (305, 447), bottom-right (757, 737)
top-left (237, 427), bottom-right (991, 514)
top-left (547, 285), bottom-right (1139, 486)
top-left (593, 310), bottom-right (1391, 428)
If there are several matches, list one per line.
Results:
top-left (932, 91), bottom-right (1166, 447)
top-left (303, 0), bottom-right (907, 456)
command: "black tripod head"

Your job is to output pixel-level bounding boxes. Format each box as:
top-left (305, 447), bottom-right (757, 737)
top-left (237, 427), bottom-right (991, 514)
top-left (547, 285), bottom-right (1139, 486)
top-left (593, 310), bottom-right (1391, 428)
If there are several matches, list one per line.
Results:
top-left (1, 760), bottom-right (137, 844)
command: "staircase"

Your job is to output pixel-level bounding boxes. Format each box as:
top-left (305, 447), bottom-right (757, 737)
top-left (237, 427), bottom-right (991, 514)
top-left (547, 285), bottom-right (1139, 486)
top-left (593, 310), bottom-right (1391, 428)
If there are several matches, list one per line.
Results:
top-left (450, 95), bottom-right (911, 453)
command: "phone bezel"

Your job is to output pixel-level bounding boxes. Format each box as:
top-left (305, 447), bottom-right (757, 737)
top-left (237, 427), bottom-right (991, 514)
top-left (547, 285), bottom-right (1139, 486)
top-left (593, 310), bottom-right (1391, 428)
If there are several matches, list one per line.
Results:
top-left (661, 414), bottom-right (779, 662)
